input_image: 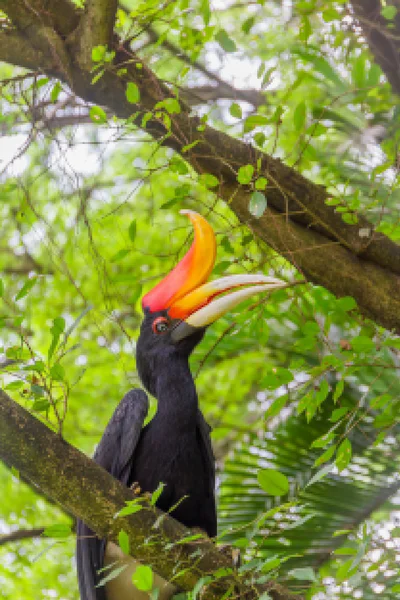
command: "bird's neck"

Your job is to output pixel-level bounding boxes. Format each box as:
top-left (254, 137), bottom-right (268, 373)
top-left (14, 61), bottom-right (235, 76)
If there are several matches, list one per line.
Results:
top-left (153, 356), bottom-right (198, 432)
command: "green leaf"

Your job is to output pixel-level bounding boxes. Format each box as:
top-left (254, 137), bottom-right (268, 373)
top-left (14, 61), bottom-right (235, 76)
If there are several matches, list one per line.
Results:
top-left (160, 197), bottom-right (181, 210)
top-left (293, 101), bottom-right (306, 130)
top-left (261, 557), bottom-right (281, 572)
top-left (130, 284), bottom-right (143, 305)
top-left (150, 482), bottom-right (165, 505)
top-left (322, 8), bottom-right (340, 22)
top-left (192, 575), bottom-right (212, 600)
top-left (265, 394), bottom-right (289, 419)
top-left (92, 45), bottom-right (106, 62)
top-left (257, 468), bottom-right (289, 496)
top-left (237, 164), bottom-right (254, 184)
top-left (253, 132), bottom-right (266, 146)
top-left (334, 547), bottom-right (357, 556)
top-left (15, 277), bottom-right (38, 301)
top-left (381, 5), bottom-right (397, 20)
top-left (288, 567), bottom-right (316, 582)
top-left (181, 140), bottom-right (200, 153)
top-left (213, 261), bottom-right (231, 275)
top-left (126, 82), bottom-right (140, 104)
top-left (336, 297), bottom-right (357, 312)
top-left (333, 529), bottom-right (352, 538)
top-left (48, 317), bottom-right (66, 361)
top-left (31, 384), bottom-right (45, 397)
top-left (169, 157), bottom-right (189, 174)
top-left (116, 501), bottom-right (143, 517)
top-left (351, 335), bottom-right (375, 353)
top-left (305, 463), bottom-right (333, 488)
top-left (154, 97), bottom-right (180, 114)
top-left (333, 379), bottom-right (344, 403)
top-left (128, 220), bottom-right (137, 242)
top-left (118, 530), bottom-right (130, 554)
top-left (50, 81), bottom-right (62, 103)
top-left (215, 29), bottom-right (237, 52)
top-left (242, 16), bottom-right (255, 34)
top-left (0, 278), bottom-right (4, 297)
top-left (97, 565), bottom-right (127, 587)
top-left (229, 102), bottom-right (242, 119)
top-left (352, 54), bottom-right (366, 88)
top-left (330, 407), bottom-right (349, 422)
top-left (89, 106), bottom-right (108, 124)
top-left (110, 248), bottom-right (131, 263)
top-left (50, 363), bottom-right (65, 381)
top-left (336, 438), bottom-right (352, 472)
top-left (244, 114), bottom-right (269, 132)
top-left (43, 524), bottom-right (71, 538)
top-left (249, 191), bottom-right (267, 218)
top-left (255, 177), bottom-right (268, 190)
top-left (32, 399), bottom-right (50, 411)
top-left (314, 444), bottom-right (336, 467)
top-left (132, 565), bottom-right (153, 592)
top-left (5, 380), bottom-right (24, 391)
top-left (199, 173), bottom-right (219, 188)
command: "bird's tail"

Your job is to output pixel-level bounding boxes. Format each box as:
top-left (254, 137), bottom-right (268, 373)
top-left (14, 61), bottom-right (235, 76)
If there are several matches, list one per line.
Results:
top-left (76, 519), bottom-right (107, 600)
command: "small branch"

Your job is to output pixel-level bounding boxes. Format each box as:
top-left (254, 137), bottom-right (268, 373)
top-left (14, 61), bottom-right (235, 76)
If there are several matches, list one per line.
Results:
top-left (181, 85), bottom-right (267, 107)
top-left (146, 26), bottom-right (266, 107)
top-left (0, 527), bottom-right (44, 546)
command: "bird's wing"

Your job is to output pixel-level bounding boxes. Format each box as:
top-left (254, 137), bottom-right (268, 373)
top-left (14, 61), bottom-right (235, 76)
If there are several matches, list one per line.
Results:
top-left (196, 410), bottom-right (217, 536)
top-left (196, 409), bottom-right (216, 491)
top-left (76, 389), bottom-right (149, 600)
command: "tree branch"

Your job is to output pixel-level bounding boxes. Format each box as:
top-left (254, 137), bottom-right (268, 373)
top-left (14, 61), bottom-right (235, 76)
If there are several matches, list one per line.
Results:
top-left (1, 1), bottom-right (400, 332)
top-left (351, 0), bottom-right (400, 96)
top-left (0, 1), bottom-right (74, 82)
top-left (0, 527), bottom-right (45, 546)
top-left (73, 0), bottom-right (118, 70)
top-left (180, 85), bottom-right (267, 107)
top-left (0, 28), bottom-right (54, 73)
top-left (0, 389), bottom-right (300, 600)
top-left (146, 25), bottom-right (266, 107)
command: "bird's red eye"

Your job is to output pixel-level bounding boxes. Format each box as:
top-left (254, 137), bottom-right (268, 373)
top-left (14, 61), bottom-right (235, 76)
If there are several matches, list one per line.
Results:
top-left (152, 317), bottom-right (170, 334)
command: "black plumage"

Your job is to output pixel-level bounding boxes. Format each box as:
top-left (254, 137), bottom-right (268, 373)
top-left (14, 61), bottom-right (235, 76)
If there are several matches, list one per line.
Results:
top-left (76, 309), bottom-right (216, 600)
top-left (75, 209), bottom-right (283, 599)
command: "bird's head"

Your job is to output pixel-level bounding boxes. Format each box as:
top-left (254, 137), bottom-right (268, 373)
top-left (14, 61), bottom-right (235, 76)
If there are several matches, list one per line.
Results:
top-left (136, 210), bottom-right (285, 393)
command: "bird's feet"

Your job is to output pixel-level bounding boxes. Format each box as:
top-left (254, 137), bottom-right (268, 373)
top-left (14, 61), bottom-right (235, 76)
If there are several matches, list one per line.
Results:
top-left (130, 481), bottom-right (141, 495)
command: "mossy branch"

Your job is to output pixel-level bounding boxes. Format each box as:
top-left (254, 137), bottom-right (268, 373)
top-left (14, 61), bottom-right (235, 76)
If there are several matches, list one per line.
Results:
top-left (0, 390), bottom-right (301, 600)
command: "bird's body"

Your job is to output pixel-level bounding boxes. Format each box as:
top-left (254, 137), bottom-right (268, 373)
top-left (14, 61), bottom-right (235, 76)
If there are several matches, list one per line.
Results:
top-left (76, 210), bottom-right (285, 599)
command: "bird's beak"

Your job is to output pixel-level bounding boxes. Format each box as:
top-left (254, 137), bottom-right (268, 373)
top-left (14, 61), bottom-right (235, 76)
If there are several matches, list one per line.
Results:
top-left (169, 274), bottom-right (285, 342)
top-left (142, 210), bottom-right (286, 342)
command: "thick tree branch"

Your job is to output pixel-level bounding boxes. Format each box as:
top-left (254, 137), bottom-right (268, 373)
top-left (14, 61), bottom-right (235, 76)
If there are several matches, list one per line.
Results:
top-left (1, 1), bottom-right (400, 332)
top-left (0, 390), bottom-right (299, 600)
top-left (0, 1), bottom-right (74, 82)
top-left (351, 1), bottom-right (400, 96)
top-left (0, 29), bottom-right (54, 73)
top-left (73, 0), bottom-right (118, 70)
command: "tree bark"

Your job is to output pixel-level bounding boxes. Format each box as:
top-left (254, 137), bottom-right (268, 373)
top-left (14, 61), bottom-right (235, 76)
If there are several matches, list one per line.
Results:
top-left (1, 0), bottom-right (400, 333)
top-left (0, 389), bottom-right (300, 600)
top-left (351, 1), bottom-right (400, 96)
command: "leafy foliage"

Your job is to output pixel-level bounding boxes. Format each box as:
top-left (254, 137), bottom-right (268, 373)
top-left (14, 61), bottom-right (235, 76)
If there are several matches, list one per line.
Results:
top-left (0, 1), bottom-right (399, 599)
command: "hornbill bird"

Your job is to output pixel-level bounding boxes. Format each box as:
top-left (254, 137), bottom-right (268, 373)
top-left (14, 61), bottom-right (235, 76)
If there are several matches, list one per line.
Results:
top-left (76, 210), bottom-right (285, 599)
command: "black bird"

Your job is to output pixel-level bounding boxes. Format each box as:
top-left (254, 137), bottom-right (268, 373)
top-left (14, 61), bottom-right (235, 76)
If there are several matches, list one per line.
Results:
top-left (76, 210), bottom-right (285, 599)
